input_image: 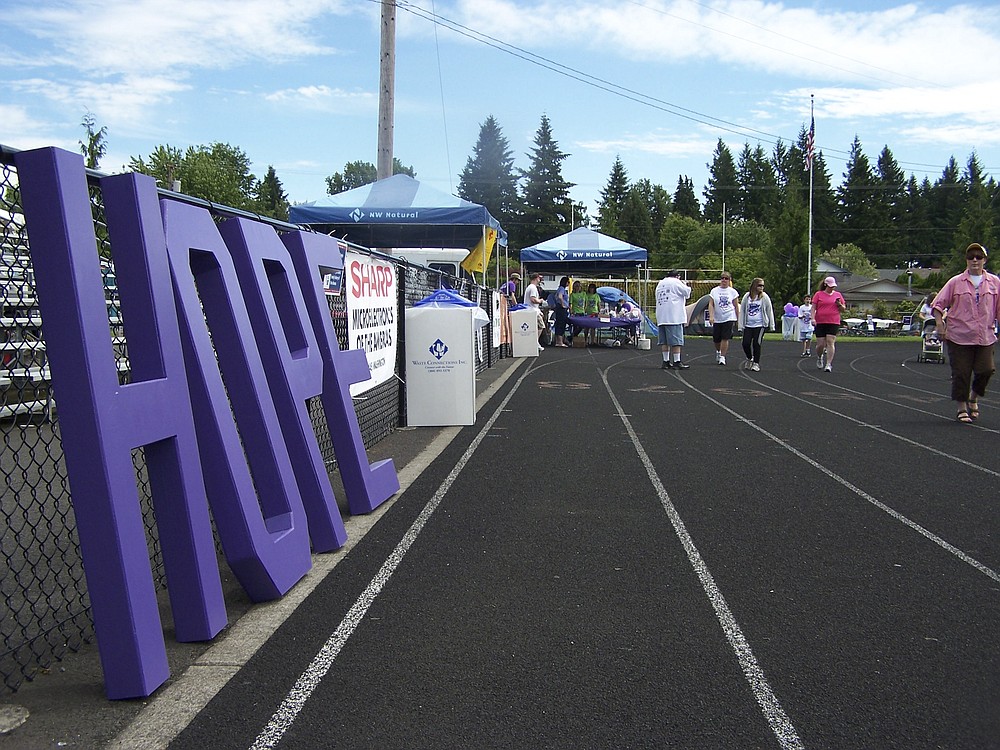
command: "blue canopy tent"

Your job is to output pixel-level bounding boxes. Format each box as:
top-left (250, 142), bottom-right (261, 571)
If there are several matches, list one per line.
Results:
top-left (289, 174), bottom-right (507, 251)
top-left (522, 228), bottom-right (652, 336)
top-left (520, 227), bottom-right (646, 274)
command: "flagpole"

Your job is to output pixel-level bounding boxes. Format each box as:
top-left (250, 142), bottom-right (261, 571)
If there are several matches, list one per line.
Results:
top-left (806, 94), bottom-right (815, 301)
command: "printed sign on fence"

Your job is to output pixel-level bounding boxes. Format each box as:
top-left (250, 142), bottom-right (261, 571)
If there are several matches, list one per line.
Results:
top-left (346, 251), bottom-right (397, 396)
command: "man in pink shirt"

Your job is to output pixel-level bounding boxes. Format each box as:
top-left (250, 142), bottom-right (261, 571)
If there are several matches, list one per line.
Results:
top-left (932, 242), bottom-right (1000, 423)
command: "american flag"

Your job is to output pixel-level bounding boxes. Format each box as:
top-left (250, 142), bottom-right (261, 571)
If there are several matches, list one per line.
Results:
top-left (805, 113), bottom-right (815, 171)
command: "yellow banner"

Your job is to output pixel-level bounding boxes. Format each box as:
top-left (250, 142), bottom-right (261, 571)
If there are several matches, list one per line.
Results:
top-left (460, 227), bottom-right (497, 275)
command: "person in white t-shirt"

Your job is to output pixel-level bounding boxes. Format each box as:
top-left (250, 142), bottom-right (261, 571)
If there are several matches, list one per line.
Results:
top-left (708, 272), bottom-right (740, 365)
top-left (737, 277), bottom-right (775, 371)
top-left (524, 272), bottom-right (546, 352)
top-left (655, 270), bottom-right (692, 369)
top-left (797, 300), bottom-right (814, 357)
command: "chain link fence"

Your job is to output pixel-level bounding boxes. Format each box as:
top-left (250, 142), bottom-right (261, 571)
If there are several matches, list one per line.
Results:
top-left (0, 145), bottom-right (507, 693)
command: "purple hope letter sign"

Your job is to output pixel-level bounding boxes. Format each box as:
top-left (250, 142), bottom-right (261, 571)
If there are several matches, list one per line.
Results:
top-left (15, 149), bottom-right (227, 699)
top-left (282, 232), bottom-right (399, 513)
top-left (161, 200), bottom-right (313, 601)
top-left (219, 218), bottom-right (347, 550)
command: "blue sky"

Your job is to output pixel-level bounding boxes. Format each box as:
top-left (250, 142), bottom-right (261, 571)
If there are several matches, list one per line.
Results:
top-left (4, 0), bottom-right (1000, 227)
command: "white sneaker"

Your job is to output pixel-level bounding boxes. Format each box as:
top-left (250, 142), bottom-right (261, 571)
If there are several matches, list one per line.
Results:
top-left (816, 352), bottom-right (825, 369)
top-left (824, 364), bottom-right (832, 372)
top-left (718, 355), bottom-right (726, 366)
top-left (751, 362), bottom-right (760, 372)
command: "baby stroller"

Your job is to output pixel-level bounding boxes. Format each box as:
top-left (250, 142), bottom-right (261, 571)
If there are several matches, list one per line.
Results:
top-left (917, 319), bottom-right (944, 363)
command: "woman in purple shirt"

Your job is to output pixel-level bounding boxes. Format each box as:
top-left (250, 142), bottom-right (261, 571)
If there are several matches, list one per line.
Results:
top-left (932, 243), bottom-right (1000, 422)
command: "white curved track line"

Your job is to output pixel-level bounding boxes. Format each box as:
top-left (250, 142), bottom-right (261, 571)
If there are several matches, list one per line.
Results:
top-left (791, 359), bottom-right (1000, 435)
top-left (676, 373), bottom-right (1000, 586)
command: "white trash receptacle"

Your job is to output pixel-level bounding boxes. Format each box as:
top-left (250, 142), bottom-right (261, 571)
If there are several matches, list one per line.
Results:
top-left (510, 308), bottom-right (540, 357)
top-left (405, 298), bottom-right (480, 426)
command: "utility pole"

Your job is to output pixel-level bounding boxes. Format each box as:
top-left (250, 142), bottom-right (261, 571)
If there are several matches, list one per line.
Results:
top-left (377, 0), bottom-right (396, 181)
top-left (721, 201), bottom-right (726, 272)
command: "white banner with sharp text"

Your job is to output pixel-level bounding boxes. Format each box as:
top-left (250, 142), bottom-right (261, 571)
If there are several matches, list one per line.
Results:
top-left (346, 251), bottom-right (397, 397)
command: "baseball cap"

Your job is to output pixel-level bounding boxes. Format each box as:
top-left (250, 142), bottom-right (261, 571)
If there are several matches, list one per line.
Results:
top-left (824, 276), bottom-right (838, 287)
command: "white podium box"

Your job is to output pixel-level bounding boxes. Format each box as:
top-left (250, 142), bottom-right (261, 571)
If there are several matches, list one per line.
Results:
top-left (405, 306), bottom-right (477, 426)
top-left (510, 308), bottom-right (540, 357)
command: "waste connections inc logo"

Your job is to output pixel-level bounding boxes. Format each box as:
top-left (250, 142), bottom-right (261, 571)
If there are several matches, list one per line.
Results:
top-left (520, 322), bottom-right (531, 332)
top-left (350, 208), bottom-right (365, 222)
top-left (429, 339), bottom-right (449, 360)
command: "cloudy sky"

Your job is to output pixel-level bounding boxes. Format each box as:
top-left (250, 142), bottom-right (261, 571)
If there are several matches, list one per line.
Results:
top-left (4, 0), bottom-right (999, 222)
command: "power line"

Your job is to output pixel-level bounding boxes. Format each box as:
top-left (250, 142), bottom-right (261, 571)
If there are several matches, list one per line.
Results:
top-left (388, 1), bottom-right (993, 179)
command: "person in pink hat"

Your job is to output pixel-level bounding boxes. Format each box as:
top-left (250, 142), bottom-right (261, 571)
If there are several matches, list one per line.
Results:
top-left (811, 276), bottom-right (846, 372)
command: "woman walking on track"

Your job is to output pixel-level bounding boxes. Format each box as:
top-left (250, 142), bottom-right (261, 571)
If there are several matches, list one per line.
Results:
top-left (812, 277), bottom-right (846, 372)
top-left (737, 277), bottom-right (775, 371)
top-left (931, 242), bottom-right (1000, 423)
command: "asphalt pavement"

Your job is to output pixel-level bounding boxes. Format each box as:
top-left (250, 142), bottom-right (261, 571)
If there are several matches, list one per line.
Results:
top-left (3, 335), bottom-right (999, 749)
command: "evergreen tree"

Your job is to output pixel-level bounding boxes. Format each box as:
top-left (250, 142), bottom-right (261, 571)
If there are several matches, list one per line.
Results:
top-left (457, 115), bottom-right (520, 239)
top-left (325, 158), bottom-right (414, 195)
top-left (953, 176), bottom-right (997, 272)
top-left (926, 157), bottom-right (965, 266)
top-left (518, 115), bottom-right (574, 248)
top-left (902, 176), bottom-right (932, 268)
top-left (79, 111), bottom-right (108, 170)
top-left (835, 136), bottom-right (878, 255)
top-left (738, 143), bottom-right (778, 225)
top-left (672, 175), bottom-right (700, 219)
top-left (597, 156), bottom-right (630, 235)
top-left (256, 165), bottom-right (289, 221)
top-left (808, 151), bottom-right (838, 256)
top-left (632, 178), bottom-right (672, 252)
top-left (703, 139), bottom-right (739, 223)
top-left (765, 188), bottom-right (810, 302)
top-left (618, 186), bottom-right (655, 252)
top-left (870, 146), bottom-right (908, 265)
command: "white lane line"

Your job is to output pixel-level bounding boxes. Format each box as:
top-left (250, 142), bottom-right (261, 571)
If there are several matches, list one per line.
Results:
top-left (680, 374), bottom-right (1000, 586)
top-left (745, 369), bottom-right (1000, 472)
top-left (798, 356), bottom-right (1000, 430)
top-left (248, 364), bottom-right (532, 750)
top-left (600, 370), bottom-right (805, 750)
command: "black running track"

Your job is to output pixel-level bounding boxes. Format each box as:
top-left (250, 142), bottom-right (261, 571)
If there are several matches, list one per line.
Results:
top-left (170, 337), bottom-right (1000, 750)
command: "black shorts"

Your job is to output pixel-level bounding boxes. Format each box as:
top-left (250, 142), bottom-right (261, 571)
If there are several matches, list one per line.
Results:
top-left (814, 323), bottom-right (840, 338)
top-left (712, 321), bottom-right (736, 342)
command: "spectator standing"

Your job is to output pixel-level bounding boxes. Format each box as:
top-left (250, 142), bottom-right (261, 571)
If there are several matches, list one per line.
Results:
top-left (524, 272), bottom-right (547, 352)
top-left (737, 277), bottom-right (775, 371)
top-left (584, 283), bottom-right (601, 346)
top-left (500, 272), bottom-right (520, 306)
top-left (797, 298), bottom-right (814, 357)
top-left (569, 280), bottom-right (587, 342)
top-left (655, 270), bottom-right (691, 369)
top-left (708, 272), bottom-right (740, 365)
top-left (931, 243), bottom-right (1000, 423)
top-left (553, 276), bottom-right (571, 347)
top-left (812, 276), bottom-right (847, 372)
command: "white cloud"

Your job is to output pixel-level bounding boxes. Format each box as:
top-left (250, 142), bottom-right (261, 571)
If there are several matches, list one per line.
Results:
top-left (576, 130), bottom-right (717, 158)
top-left (7, 0), bottom-right (356, 75)
top-left (10, 75), bottom-right (190, 128)
top-left (449, 0), bottom-right (1000, 86)
top-left (263, 84), bottom-right (377, 114)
